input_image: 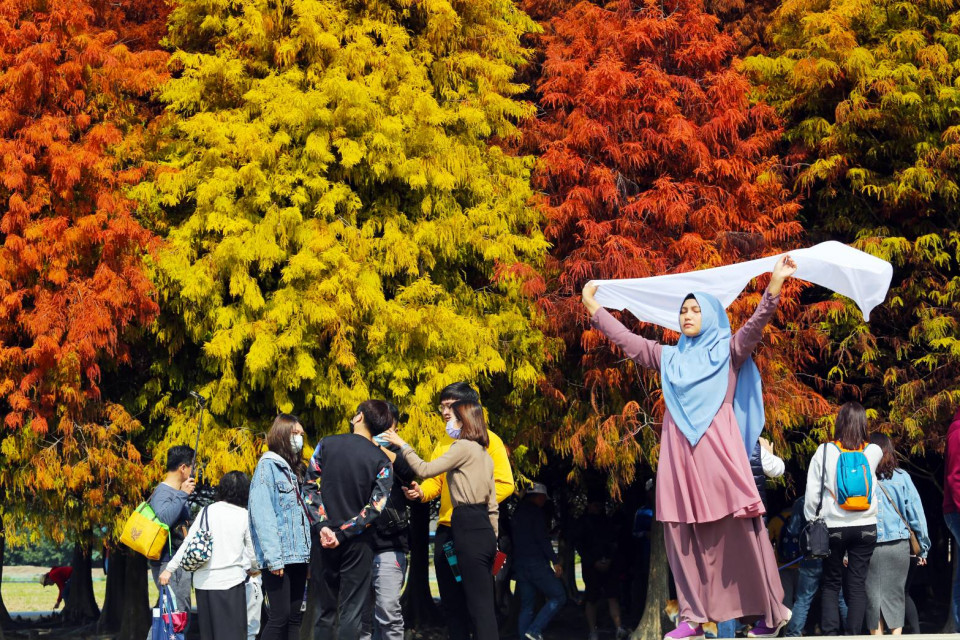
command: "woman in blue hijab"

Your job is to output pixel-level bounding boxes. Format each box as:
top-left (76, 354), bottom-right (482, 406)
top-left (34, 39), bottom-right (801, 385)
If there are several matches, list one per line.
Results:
top-left (581, 255), bottom-right (797, 640)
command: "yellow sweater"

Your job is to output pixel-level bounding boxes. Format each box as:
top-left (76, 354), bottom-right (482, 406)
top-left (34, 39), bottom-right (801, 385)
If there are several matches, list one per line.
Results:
top-left (419, 431), bottom-right (514, 527)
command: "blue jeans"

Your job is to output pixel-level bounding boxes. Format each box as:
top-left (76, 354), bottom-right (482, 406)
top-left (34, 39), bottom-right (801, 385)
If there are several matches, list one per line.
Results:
top-left (783, 559), bottom-right (848, 636)
top-left (945, 513), bottom-right (960, 629)
top-left (715, 620), bottom-right (737, 638)
top-left (516, 561), bottom-right (566, 637)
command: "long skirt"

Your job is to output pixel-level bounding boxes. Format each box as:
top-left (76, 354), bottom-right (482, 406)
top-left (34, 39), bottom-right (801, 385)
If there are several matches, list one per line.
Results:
top-left (196, 582), bottom-right (247, 640)
top-left (664, 516), bottom-right (789, 625)
top-left (865, 539), bottom-right (910, 630)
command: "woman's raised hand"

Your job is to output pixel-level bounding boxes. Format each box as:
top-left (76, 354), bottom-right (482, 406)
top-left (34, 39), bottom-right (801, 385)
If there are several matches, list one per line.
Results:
top-left (768, 255), bottom-right (797, 296)
top-left (771, 255), bottom-right (797, 282)
top-left (582, 282), bottom-right (602, 316)
top-left (382, 430), bottom-right (406, 448)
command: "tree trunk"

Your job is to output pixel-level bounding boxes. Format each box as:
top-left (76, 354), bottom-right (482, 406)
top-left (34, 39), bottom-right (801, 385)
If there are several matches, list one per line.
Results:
top-left (556, 483), bottom-right (580, 602)
top-left (401, 501), bottom-right (438, 629)
top-left (0, 515), bottom-right (11, 628)
top-left (98, 546), bottom-right (126, 633)
top-left (62, 540), bottom-right (101, 623)
top-left (632, 521), bottom-right (671, 640)
top-left (118, 551), bottom-right (151, 640)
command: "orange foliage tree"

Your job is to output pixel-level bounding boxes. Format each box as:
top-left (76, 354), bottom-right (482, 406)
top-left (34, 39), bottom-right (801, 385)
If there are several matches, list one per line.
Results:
top-left (520, 0), bottom-right (831, 493)
top-left (0, 0), bottom-right (167, 623)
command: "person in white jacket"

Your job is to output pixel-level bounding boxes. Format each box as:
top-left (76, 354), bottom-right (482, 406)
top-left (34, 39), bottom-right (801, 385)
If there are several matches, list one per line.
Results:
top-left (161, 471), bottom-right (258, 640)
top-left (804, 402), bottom-right (882, 636)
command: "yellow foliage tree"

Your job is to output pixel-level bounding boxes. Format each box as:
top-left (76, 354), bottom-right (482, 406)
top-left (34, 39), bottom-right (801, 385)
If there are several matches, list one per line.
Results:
top-left (135, 0), bottom-right (551, 462)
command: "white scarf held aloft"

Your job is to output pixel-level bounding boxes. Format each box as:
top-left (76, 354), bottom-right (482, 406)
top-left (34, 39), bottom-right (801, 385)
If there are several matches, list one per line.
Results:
top-left (590, 241), bottom-right (893, 332)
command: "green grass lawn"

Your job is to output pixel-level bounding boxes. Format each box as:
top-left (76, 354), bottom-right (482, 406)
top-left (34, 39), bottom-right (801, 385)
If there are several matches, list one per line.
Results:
top-left (3, 561), bottom-right (579, 614)
top-left (2, 577), bottom-right (158, 614)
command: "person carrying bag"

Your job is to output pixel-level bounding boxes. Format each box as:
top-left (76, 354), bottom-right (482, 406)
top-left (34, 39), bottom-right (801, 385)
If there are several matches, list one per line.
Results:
top-left (162, 472), bottom-right (256, 640)
top-left (803, 402), bottom-right (883, 636)
top-left (865, 433), bottom-right (931, 635)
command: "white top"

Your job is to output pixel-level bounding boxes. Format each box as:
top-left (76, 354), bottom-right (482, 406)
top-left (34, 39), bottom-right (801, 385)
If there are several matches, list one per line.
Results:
top-left (804, 443), bottom-right (883, 528)
top-left (761, 447), bottom-right (785, 478)
top-left (167, 501), bottom-right (256, 590)
top-left (591, 241), bottom-right (892, 332)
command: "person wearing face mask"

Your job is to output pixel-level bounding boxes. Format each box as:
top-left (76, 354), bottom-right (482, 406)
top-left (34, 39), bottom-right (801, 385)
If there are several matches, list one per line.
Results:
top-left (249, 414), bottom-right (312, 640)
top-left (581, 255), bottom-right (797, 640)
top-left (383, 400), bottom-right (499, 640)
top-left (402, 382), bottom-right (514, 640)
top-left (302, 400), bottom-right (394, 640)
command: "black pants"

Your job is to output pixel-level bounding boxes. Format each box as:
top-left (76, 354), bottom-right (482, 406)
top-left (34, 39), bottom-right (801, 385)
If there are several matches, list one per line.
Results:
top-left (315, 533), bottom-right (374, 640)
top-left (262, 562), bottom-right (309, 640)
top-left (451, 504), bottom-right (498, 640)
top-left (435, 525), bottom-right (471, 640)
top-left (822, 524), bottom-right (876, 635)
top-left (196, 583), bottom-right (246, 640)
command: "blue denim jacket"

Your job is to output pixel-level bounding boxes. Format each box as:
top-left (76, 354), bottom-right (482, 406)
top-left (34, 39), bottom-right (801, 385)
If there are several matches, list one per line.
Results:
top-left (248, 452), bottom-right (312, 570)
top-left (875, 468), bottom-right (931, 558)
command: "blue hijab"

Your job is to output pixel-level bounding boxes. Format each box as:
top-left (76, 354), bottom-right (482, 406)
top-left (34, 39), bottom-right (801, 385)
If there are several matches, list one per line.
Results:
top-left (660, 292), bottom-right (764, 454)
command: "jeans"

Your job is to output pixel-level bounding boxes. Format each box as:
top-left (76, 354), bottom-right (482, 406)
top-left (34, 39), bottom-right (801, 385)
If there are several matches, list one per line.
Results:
top-left (360, 550), bottom-right (408, 640)
top-left (715, 620), bottom-right (737, 638)
top-left (783, 559), bottom-right (848, 636)
top-left (946, 513), bottom-right (960, 630)
top-left (516, 561), bottom-right (566, 637)
top-left (822, 525), bottom-right (876, 635)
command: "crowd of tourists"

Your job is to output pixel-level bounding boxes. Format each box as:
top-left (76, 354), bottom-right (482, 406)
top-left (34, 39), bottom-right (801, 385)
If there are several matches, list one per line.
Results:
top-left (137, 252), bottom-right (960, 640)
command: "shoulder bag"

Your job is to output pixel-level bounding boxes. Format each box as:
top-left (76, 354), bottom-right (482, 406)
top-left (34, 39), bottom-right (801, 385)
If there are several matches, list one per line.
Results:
top-left (179, 506), bottom-right (213, 572)
top-left (120, 489), bottom-right (170, 561)
top-left (800, 444), bottom-right (831, 559)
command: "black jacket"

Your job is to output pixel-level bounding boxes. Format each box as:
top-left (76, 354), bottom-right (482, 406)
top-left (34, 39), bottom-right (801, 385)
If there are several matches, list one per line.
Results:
top-left (750, 441), bottom-right (767, 508)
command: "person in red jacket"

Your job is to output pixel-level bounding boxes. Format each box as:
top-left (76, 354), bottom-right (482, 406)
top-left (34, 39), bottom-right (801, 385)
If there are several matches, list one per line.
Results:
top-left (943, 408), bottom-right (960, 630)
top-left (42, 566), bottom-right (72, 609)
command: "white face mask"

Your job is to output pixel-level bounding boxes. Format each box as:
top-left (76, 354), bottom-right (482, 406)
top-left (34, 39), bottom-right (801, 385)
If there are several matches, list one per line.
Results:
top-left (290, 434), bottom-right (304, 453)
top-left (445, 418), bottom-right (461, 440)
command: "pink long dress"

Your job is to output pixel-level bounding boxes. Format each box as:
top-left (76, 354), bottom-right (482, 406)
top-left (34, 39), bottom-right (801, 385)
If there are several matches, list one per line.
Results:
top-left (590, 291), bottom-right (789, 626)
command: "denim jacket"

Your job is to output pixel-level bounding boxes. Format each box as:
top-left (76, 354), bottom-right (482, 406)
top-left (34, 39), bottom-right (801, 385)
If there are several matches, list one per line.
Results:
top-left (248, 452), bottom-right (312, 570)
top-left (875, 468), bottom-right (931, 558)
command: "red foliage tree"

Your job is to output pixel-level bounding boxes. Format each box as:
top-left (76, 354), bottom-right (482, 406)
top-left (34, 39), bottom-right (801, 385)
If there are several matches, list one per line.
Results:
top-left (703, 0), bottom-right (781, 56)
top-left (0, 0), bottom-right (168, 622)
top-left (522, 0), bottom-right (830, 491)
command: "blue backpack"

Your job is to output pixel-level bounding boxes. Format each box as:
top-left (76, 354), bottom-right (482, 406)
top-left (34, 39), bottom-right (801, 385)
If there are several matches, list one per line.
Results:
top-left (833, 442), bottom-right (872, 511)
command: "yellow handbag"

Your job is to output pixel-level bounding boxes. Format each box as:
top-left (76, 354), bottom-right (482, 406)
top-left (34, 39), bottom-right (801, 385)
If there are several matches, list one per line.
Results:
top-left (120, 502), bottom-right (170, 560)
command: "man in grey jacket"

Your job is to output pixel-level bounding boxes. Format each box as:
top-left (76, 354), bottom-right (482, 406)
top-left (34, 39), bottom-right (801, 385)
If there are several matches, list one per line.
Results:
top-left (147, 445), bottom-right (196, 627)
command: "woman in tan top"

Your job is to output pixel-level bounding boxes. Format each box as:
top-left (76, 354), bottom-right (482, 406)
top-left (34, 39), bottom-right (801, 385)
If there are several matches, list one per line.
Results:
top-left (384, 401), bottom-right (499, 640)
